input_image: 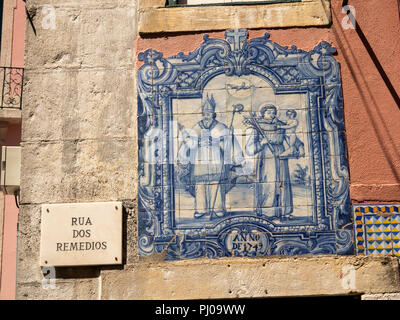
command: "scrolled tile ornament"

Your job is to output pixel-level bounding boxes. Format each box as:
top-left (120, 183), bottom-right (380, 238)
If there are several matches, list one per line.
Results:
top-left (137, 29), bottom-right (352, 260)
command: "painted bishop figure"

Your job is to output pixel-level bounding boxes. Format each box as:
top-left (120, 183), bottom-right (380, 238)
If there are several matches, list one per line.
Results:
top-left (177, 94), bottom-right (244, 219)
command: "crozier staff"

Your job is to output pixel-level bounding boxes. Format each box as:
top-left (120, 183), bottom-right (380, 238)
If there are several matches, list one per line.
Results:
top-left (177, 94), bottom-right (244, 220)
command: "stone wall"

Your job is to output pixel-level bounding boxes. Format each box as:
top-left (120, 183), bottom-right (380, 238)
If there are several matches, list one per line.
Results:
top-left (16, 0), bottom-right (400, 300)
top-left (16, 0), bottom-right (137, 299)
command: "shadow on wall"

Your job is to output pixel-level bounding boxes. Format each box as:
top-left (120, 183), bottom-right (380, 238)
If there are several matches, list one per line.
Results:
top-left (332, 5), bottom-right (400, 185)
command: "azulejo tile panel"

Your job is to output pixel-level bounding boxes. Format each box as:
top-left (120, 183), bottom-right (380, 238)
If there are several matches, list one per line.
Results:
top-left (353, 204), bottom-right (400, 258)
top-left (137, 29), bottom-right (353, 260)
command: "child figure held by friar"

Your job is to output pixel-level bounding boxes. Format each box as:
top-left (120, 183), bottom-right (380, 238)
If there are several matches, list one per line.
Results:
top-left (279, 110), bottom-right (305, 159)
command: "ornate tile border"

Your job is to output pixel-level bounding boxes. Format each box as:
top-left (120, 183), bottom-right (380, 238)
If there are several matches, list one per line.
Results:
top-left (137, 29), bottom-right (352, 260)
top-left (353, 204), bottom-right (400, 258)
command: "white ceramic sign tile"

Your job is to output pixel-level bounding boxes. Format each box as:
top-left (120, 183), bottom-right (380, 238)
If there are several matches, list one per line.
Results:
top-left (40, 202), bottom-right (122, 267)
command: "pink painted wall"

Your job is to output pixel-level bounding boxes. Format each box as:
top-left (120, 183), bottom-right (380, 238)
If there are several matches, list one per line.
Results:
top-left (0, 196), bottom-right (18, 300)
top-left (0, 0), bottom-right (25, 300)
top-left (11, 0), bottom-right (26, 68)
top-left (0, 122), bottom-right (21, 300)
top-left (137, 0), bottom-right (400, 204)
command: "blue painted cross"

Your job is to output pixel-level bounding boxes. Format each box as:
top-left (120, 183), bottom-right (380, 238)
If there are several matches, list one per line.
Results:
top-left (225, 29), bottom-right (248, 51)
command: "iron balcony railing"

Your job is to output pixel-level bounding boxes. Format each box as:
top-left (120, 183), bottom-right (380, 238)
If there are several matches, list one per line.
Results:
top-left (0, 67), bottom-right (24, 110)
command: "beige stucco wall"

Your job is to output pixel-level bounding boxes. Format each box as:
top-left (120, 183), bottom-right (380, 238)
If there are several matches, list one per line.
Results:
top-left (16, 0), bottom-right (400, 300)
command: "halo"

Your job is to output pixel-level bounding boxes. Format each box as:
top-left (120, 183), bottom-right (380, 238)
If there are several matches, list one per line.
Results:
top-left (258, 103), bottom-right (277, 116)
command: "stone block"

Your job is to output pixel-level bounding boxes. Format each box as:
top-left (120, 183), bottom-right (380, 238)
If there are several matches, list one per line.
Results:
top-left (24, 4), bottom-right (136, 70)
top-left (138, 0), bottom-right (331, 33)
top-left (361, 293), bottom-right (400, 300)
top-left (101, 256), bottom-right (400, 299)
top-left (20, 139), bottom-right (137, 205)
top-left (16, 205), bottom-right (43, 283)
top-left (123, 200), bottom-right (139, 265)
top-left (27, 0), bottom-right (134, 5)
top-left (22, 69), bottom-right (136, 142)
top-left (16, 278), bottom-right (99, 300)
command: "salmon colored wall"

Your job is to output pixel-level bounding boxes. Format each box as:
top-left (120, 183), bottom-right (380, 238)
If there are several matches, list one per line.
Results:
top-left (0, 195), bottom-right (18, 300)
top-left (0, 122), bottom-right (21, 300)
top-left (11, 0), bottom-right (25, 67)
top-left (0, 0), bottom-right (25, 299)
top-left (4, 124), bottom-right (21, 146)
top-left (137, 0), bottom-right (400, 204)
